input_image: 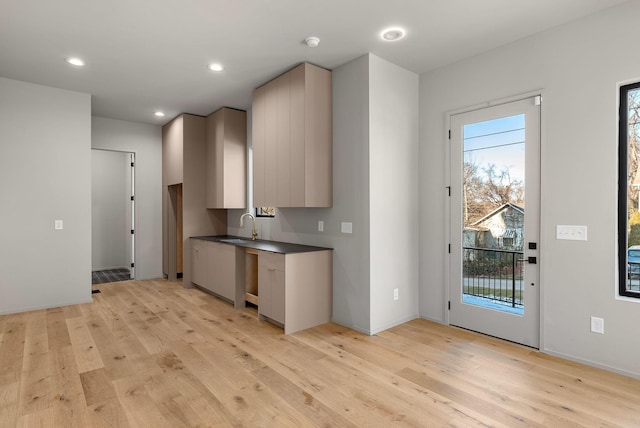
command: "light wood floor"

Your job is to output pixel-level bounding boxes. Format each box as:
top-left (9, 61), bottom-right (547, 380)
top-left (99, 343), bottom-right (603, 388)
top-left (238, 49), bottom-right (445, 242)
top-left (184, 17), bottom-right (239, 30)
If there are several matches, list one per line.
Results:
top-left (1, 280), bottom-right (639, 427)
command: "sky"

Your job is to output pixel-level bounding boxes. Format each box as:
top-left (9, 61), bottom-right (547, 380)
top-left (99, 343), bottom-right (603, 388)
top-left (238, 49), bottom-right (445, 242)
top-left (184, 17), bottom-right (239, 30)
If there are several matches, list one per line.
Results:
top-left (463, 114), bottom-right (525, 183)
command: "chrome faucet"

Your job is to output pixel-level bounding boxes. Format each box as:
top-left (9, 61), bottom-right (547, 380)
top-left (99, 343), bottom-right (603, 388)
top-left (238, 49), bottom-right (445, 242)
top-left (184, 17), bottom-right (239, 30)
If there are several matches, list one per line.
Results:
top-left (240, 213), bottom-right (258, 241)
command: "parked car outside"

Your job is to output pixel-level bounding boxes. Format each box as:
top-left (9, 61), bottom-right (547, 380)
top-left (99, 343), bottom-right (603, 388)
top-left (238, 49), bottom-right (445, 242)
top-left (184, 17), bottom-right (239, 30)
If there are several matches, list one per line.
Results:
top-left (628, 245), bottom-right (640, 278)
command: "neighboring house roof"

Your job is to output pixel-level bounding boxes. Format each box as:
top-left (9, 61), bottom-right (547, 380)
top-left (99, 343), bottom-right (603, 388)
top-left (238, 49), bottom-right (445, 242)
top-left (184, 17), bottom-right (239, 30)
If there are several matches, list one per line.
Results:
top-left (471, 202), bottom-right (524, 227)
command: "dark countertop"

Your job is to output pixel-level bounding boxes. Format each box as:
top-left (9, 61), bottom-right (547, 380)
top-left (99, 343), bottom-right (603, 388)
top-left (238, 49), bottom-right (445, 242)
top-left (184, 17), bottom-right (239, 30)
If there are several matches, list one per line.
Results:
top-left (191, 235), bottom-right (333, 254)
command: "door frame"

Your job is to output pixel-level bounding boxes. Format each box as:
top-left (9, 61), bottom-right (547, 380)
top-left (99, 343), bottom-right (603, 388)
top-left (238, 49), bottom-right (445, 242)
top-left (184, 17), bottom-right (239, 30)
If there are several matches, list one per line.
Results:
top-left (444, 90), bottom-right (546, 348)
top-left (91, 148), bottom-right (137, 280)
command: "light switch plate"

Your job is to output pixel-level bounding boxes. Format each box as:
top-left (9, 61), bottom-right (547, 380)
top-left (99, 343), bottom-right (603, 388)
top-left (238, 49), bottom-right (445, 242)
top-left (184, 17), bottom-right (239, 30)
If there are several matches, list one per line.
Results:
top-left (341, 222), bottom-right (353, 234)
top-left (55, 220), bottom-right (63, 230)
top-left (590, 316), bottom-right (604, 334)
top-left (318, 221), bottom-right (324, 232)
top-left (556, 225), bottom-right (587, 241)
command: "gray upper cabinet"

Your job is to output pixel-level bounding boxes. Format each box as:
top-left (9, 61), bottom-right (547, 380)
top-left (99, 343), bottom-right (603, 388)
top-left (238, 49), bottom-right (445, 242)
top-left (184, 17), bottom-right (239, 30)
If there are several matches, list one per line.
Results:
top-left (253, 63), bottom-right (332, 208)
top-left (205, 108), bottom-right (247, 209)
top-left (161, 114), bottom-right (228, 284)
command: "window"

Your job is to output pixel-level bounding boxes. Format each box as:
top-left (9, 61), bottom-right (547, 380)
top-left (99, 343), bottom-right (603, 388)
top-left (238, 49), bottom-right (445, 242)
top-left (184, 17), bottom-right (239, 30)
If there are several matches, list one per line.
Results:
top-left (619, 81), bottom-right (640, 298)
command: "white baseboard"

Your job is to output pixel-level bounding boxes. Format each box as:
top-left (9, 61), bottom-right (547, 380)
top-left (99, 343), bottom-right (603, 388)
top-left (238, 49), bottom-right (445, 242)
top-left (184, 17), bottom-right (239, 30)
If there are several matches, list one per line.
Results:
top-left (0, 298), bottom-right (93, 316)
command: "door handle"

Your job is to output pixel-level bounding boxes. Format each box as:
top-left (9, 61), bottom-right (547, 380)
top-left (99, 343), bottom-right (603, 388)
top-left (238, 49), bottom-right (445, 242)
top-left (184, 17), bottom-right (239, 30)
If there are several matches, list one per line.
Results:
top-left (517, 256), bottom-right (537, 264)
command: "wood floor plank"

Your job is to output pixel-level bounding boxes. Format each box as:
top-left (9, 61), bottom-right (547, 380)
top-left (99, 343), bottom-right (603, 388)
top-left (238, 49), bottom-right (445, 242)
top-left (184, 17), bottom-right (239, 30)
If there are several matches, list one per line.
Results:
top-left (62, 304), bottom-right (83, 320)
top-left (0, 320), bottom-right (27, 383)
top-left (49, 345), bottom-right (92, 427)
top-left (2, 278), bottom-right (640, 427)
top-left (152, 350), bottom-right (229, 426)
top-left (46, 307), bottom-right (72, 351)
top-left (79, 368), bottom-right (117, 407)
top-left (152, 348), bottom-right (238, 426)
top-left (110, 293), bottom-right (169, 355)
top-left (112, 372), bottom-right (172, 428)
top-left (249, 364), bottom-right (361, 428)
top-left (84, 314), bottom-right (140, 382)
top-left (16, 406), bottom-right (56, 428)
top-left (293, 329), bottom-right (508, 427)
top-left (17, 347), bottom-right (52, 418)
top-left (0, 379), bottom-right (20, 427)
top-left (171, 339), bottom-right (310, 427)
top-left (86, 397), bottom-right (131, 428)
top-left (66, 317), bottom-right (104, 373)
top-left (383, 325), bottom-right (640, 426)
top-left (300, 324), bottom-right (582, 426)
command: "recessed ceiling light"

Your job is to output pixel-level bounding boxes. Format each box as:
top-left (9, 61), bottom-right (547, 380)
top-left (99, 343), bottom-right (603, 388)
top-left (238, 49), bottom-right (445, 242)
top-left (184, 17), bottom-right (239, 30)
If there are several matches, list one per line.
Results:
top-left (381, 27), bottom-right (405, 42)
top-left (304, 36), bottom-right (320, 48)
top-left (65, 57), bottom-right (86, 67)
top-left (208, 63), bottom-right (224, 72)
top-left (154, 111), bottom-right (165, 117)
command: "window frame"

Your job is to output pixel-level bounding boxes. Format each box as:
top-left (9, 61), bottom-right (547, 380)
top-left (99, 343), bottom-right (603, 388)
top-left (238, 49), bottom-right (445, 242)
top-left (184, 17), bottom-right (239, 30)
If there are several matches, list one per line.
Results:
top-left (618, 81), bottom-right (640, 299)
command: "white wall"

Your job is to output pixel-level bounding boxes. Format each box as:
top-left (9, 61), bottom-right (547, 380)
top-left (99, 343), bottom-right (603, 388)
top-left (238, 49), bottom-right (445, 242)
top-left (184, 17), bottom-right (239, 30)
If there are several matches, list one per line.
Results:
top-left (369, 55), bottom-right (420, 333)
top-left (91, 150), bottom-right (129, 271)
top-left (419, 1), bottom-right (640, 377)
top-left (0, 77), bottom-right (91, 314)
top-left (92, 117), bottom-right (163, 280)
top-left (229, 54), bottom-right (419, 334)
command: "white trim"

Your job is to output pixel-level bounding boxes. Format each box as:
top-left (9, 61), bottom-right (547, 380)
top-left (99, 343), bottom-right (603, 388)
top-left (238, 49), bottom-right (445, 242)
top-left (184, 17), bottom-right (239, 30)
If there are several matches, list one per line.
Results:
top-left (0, 298), bottom-right (93, 316)
top-left (370, 315), bottom-right (420, 336)
top-left (614, 79), bottom-right (640, 304)
top-left (444, 115), bottom-right (451, 325)
top-left (542, 348), bottom-right (640, 380)
top-left (537, 88), bottom-right (547, 351)
top-left (91, 147), bottom-right (138, 281)
top-left (446, 90), bottom-right (544, 117)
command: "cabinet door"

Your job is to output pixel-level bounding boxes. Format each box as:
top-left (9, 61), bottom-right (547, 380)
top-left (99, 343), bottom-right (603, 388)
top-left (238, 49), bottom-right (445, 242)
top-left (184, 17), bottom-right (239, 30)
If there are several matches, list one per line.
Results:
top-left (270, 269), bottom-right (285, 324)
top-left (191, 240), bottom-right (203, 286)
top-left (253, 86), bottom-right (266, 207)
top-left (191, 239), bottom-right (211, 288)
top-left (264, 80), bottom-right (278, 205)
top-left (304, 64), bottom-right (333, 207)
top-left (258, 251), bottom-right (285, 324)
top-left (223, 109), bottom-right (247, 208)
top-left (206, 108), bottom-right (247, 209)
top-left (289, 64), bottom-right (306, 206)
top-left (210, 242), bottom-right (236, 301)
top-left (205, 110), bottom-right (223, 208)
top-left (276, 73), bottom-right (290, 207)
top-left (258, 262), bottom-right (273, 319)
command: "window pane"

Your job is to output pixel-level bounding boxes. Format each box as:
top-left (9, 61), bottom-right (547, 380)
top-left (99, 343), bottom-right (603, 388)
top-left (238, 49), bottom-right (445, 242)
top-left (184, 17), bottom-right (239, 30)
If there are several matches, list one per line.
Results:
top-left (621, 83), bottom-right (640, 297)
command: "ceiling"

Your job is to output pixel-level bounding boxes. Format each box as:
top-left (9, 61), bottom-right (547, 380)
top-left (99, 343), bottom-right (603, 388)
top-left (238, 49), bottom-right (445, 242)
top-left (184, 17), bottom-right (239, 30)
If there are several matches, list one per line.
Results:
top-left (0, 0), bottom-right (627, 125)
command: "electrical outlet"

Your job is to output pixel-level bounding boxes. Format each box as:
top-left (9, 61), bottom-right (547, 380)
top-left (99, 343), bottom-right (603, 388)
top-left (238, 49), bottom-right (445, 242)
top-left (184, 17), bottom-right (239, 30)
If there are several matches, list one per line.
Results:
top-left (393, 288), bottom-right (399, 301)
top-left (318, 220), bottom-right (324, 232)
top-left (590, 316), bottom-right (604, 334)
top-left (55, 220), bottom-right (63, 230)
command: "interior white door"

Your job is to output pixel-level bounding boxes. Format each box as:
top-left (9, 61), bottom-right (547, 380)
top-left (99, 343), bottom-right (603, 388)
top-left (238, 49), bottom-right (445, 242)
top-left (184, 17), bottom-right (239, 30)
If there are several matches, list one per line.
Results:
top-left (129, 152), bottom-right (135, 279)
top-left (449, 96), bottom-right (540, 348)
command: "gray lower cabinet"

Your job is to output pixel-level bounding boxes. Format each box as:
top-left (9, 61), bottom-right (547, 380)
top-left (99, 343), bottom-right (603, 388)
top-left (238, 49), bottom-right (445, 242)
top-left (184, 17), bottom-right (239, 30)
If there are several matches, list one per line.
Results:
top-left (191, 237), bottom-right (332, 334)
top-left (191, 239), bottom-right (236, 302)
top-left (257, 249), bottom-right (332, 334)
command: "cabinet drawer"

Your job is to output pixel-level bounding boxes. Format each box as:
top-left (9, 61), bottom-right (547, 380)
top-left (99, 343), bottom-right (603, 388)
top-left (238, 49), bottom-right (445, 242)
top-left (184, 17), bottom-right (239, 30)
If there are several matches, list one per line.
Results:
top-left (258, 251), bottom-right (285, 271)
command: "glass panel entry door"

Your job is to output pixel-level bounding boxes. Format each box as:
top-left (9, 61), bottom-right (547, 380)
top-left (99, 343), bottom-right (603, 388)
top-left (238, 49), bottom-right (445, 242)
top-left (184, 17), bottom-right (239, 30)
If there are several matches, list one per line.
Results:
top-left (462, 114), bottom-right (525, 315)
top-left (449, 97), bottom-right (540, 348)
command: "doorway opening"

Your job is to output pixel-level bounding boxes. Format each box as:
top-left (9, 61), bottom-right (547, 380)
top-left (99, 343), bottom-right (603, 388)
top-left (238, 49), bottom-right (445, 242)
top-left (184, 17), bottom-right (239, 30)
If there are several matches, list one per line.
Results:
top-left (448, 96), bottom-right (541, 348)
top-left (91, 149), bottom-right (136, 284)
top-left (166, 183), bottom-right (183, 280)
